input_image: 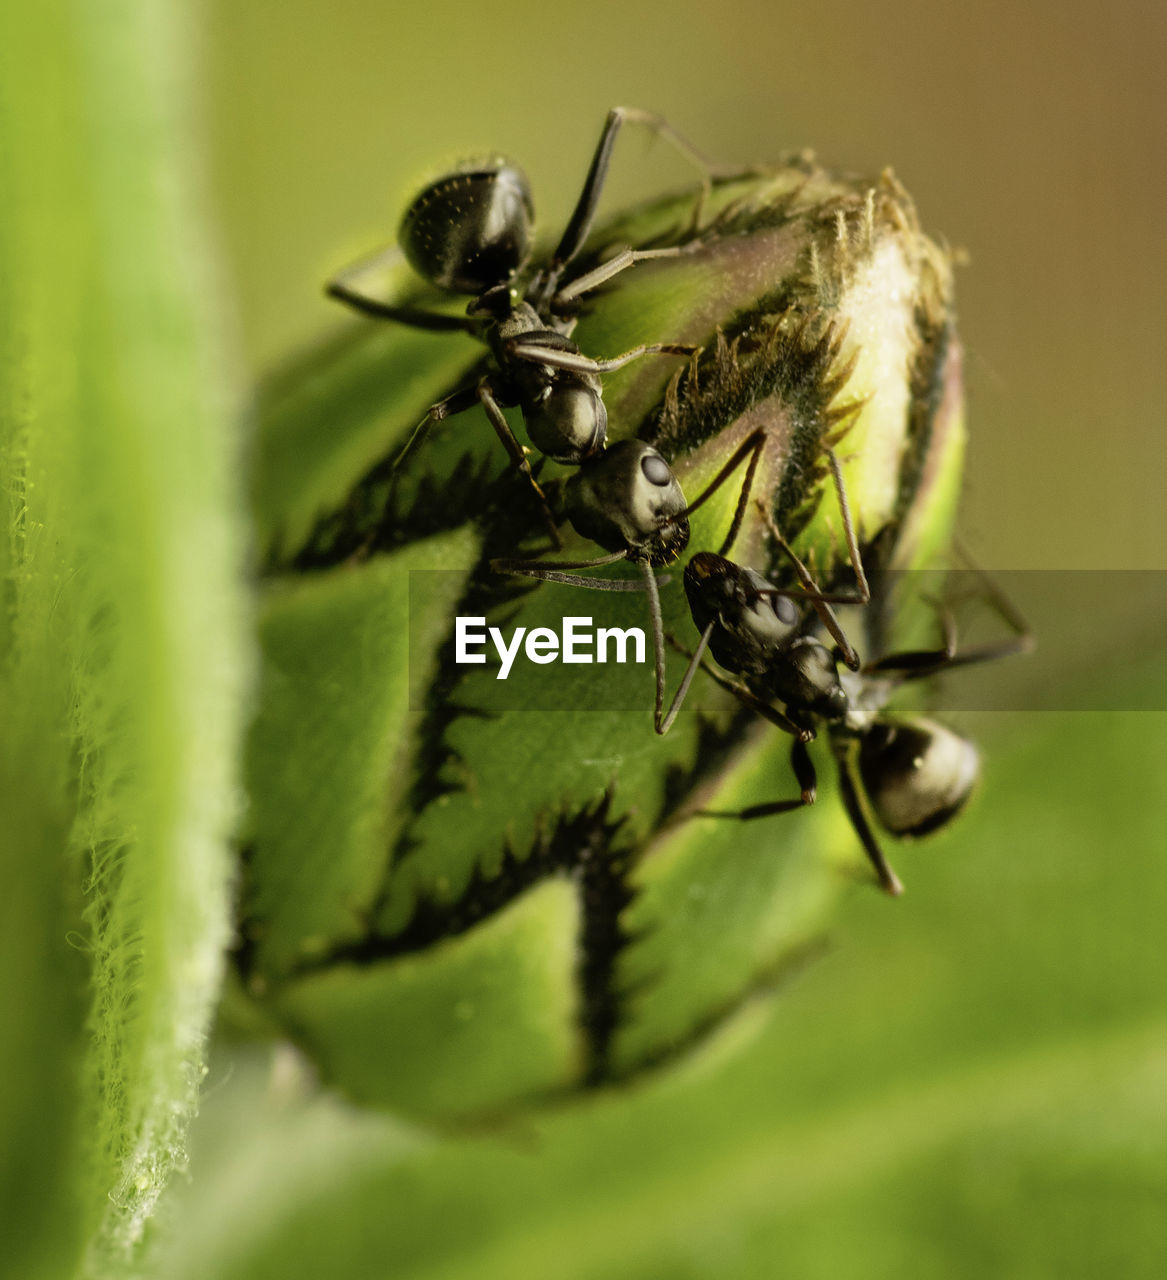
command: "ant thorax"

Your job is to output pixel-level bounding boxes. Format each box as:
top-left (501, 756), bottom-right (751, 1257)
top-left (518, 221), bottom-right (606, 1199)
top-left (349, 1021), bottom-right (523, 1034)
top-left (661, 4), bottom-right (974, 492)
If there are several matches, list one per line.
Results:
top-left (479, 298), bottom-right (554, 352)
top-left (481, 297), bottom-right (545, 337)
top-left (480, 300), bottom-right (607, 464)
top-left (753, 635), bottom-right (848, 722)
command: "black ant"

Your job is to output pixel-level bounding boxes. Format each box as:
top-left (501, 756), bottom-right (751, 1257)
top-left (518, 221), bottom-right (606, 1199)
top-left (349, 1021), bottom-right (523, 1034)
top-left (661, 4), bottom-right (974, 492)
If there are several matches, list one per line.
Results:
top-left (326, 107), bottom-right (732, 546)
top-left (494, 433), bottom-right (873, 736)
top-left (668, 516), bottom-right (1032, 894)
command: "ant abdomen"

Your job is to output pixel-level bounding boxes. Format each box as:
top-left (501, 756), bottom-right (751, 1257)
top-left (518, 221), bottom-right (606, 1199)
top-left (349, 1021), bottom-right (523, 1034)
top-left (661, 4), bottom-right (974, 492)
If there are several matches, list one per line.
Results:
top-left (857, 718), bottom-right (981, 838)
top-left (398, 160), bottom-right (534, 294)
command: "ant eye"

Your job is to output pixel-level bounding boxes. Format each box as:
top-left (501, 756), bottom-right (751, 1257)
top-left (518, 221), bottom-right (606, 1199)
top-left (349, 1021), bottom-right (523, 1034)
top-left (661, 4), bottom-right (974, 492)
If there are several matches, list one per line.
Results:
top-left (640, 453), bottom-right (674, 487)
top-left (772, 595), bottom-right (798, 626)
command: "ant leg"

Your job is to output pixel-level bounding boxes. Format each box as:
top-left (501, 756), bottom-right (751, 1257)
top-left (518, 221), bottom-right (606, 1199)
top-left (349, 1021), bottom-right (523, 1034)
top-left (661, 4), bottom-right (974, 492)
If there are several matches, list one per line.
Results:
top-left (476, 382), bottom-right (563, 548)
top-left (825, 447), bottom-right (871, 605)
top-left (864, 575), bottom-right (1033, 680)
top-left (641, 558), bottom-right (668, 733)
top-left (492, 553), bottom-right (671, 723)
top-left (329, 283), bottom-right (473, 332)
top-left (552, 245), bottom-right (697, 307)
top-left (507, 339), bottom-right (700, 376)
top-left (730, 690), bottom-right (813, 745)
top-left (753, 441), bottom-right (872, 667)
top-left (491, 549), bottom-right (632, 585)
top-left (707, 430), bottom-right (768, 558)
top-left (950, 542), bottom-right (1034, 657)
top-left (393, 383), bottom-right (481, 470)
top-left (492, 568), bottom-right (649, 592)
top-left (549, 107), bottom-right (730, 278)
top-left (664, 632), bottom-right (812, 742)
top-left (654, 621), bottom-right (715, 736)
top-left (674, 428), bottom-right (770, 534)
top-left (636, 559), bottom-right (716, 737)
top-left (700, 737), bottom-right (818, 820)
top-left (754, 501), bottom-right (863, 671)
top-left (833, 740), bottom-right (904, 895)
top-left (326, 246), bottom-right (476, 333)
top-left (650, 429), bottom-right (774, 724)
top-left (492, 552), bottom-right (688, 732)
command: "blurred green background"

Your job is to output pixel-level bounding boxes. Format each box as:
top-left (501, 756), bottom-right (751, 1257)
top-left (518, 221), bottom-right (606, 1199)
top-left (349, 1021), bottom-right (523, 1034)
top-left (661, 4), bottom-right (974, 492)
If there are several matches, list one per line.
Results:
top-left (4, 0), bottom-right (1165, 1275)
top-left (174, 0), bottom-right (1165, 1275)
top-left (207, 0), bottom-right (1167, 573)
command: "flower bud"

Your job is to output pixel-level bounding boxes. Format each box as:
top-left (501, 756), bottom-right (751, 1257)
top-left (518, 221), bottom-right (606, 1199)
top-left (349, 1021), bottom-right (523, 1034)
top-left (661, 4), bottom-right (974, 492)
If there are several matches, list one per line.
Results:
top-left (243, 157), bottom-right (965, 1119)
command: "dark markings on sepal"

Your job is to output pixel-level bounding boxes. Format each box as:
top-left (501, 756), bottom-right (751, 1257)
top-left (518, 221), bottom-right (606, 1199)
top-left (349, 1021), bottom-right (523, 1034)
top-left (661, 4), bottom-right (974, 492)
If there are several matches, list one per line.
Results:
top-left (648, 306), bottom-right (859, 559)
top-left (288, 794), bottom-right (639, 1082)
top-left (654, 703), bottom-right (758, 828)
top-left (389, 516), bottom-right (547, 838)
top-left (601, 933), bottom-right (830, 1086)
top-left (231, 841), bottom-right (262, 987)
top-left (285, 447), bottom-right (501, 573)
top-left (650, 309), bottom-right (846, 460)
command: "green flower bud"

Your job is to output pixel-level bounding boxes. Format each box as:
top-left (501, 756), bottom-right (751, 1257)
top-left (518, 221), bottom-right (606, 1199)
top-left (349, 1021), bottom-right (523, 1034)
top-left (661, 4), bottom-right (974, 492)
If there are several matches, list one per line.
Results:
top-left (241, 158), bottom-right (964, 1121)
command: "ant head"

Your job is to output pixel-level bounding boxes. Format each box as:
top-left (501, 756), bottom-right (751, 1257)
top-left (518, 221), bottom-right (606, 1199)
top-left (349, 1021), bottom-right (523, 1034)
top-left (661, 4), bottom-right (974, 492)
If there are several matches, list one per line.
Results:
top-left (398, 159), bottom-right (534, 295)
top-left (685, 553), bottom-right (804, 675)
top-left (685, 554), bottom-right (801, 639)
top-left (858, 716), bottom-right (980, 838)
top-left (565, 441), bottom-right (689, 567)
